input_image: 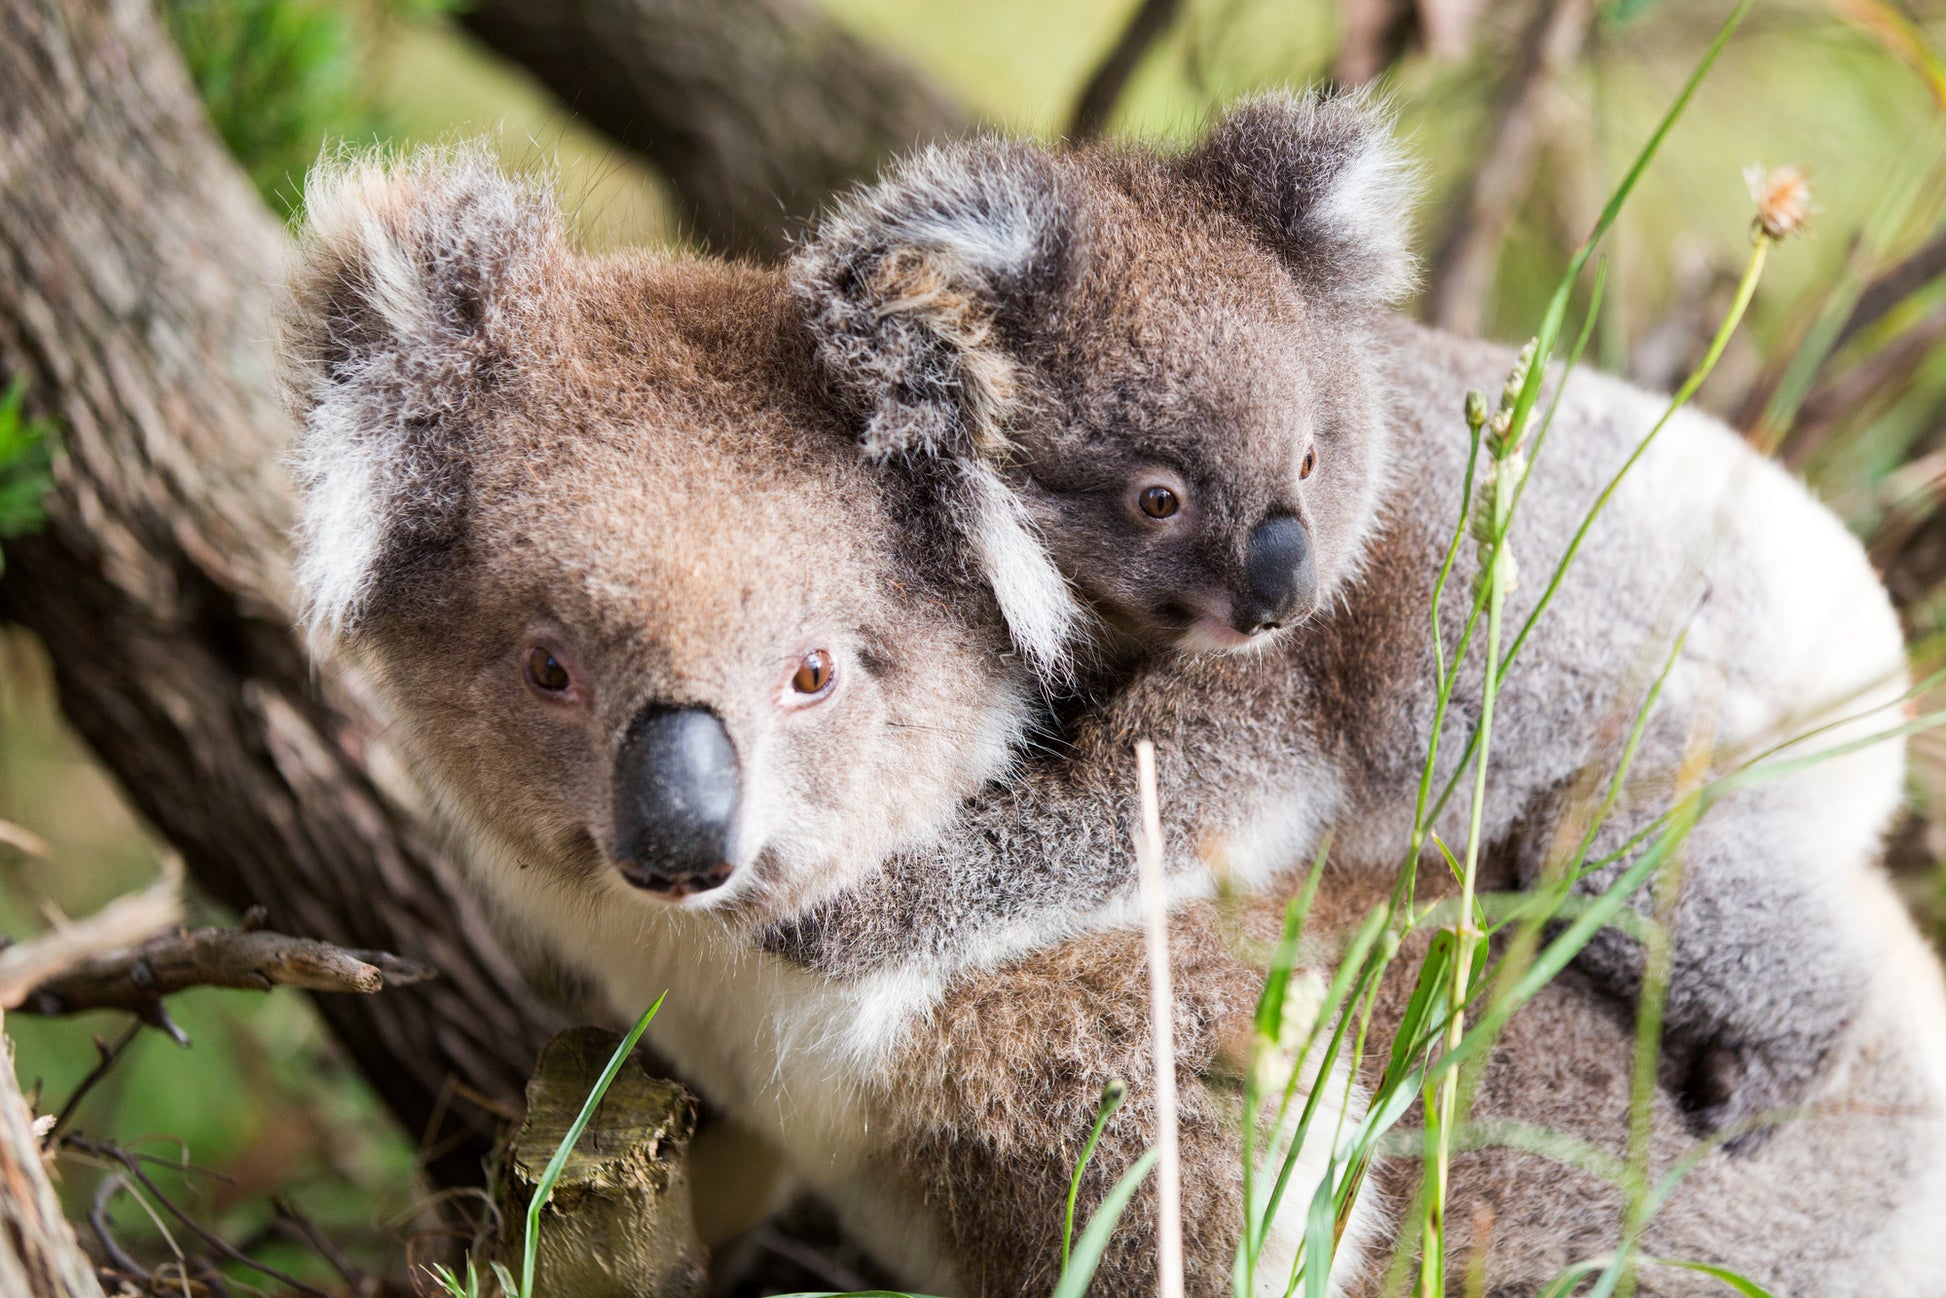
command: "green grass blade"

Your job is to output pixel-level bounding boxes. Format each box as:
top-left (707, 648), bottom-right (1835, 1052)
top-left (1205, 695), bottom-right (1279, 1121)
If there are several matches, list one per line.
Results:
top-left (1051, 1148), bottom-right (1161, 1298)
top-left (521, 993), bottom-right (668, 1298)
top-left (1640, 1259), bottom-right (1777, 1297)
top-left (1065, 1079), bottom-right (1128, 1268)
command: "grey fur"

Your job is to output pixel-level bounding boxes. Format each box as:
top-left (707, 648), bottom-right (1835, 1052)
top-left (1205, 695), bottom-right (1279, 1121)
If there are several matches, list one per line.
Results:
top-left (277, 137), bottom-right (1946, 1297)
top-left (793, 93), bottom-right (1411, 669)
top-left (779, 94), bottom-right (1910, 1142)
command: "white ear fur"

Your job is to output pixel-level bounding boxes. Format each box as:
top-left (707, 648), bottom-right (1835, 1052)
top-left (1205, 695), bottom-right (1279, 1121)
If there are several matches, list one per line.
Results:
top-left (954, 460), bottom-right (1088, 686)
top-left (1185, 88), bottom-right (1422, 309)
top-left (790, 140), bottom-right (1070, 463)
top-left (280, 145), bottom-right (561, 652)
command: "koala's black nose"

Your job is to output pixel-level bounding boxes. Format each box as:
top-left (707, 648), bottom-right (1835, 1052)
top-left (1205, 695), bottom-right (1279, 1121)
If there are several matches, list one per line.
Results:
top-left (612, 705), bottom-right (740, 899)
top-left (1235, 514), bottom-right (1318, 635)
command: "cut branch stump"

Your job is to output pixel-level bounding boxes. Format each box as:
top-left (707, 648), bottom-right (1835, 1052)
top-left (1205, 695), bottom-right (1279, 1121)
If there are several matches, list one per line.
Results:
top-left (504, 1027), bottom-right (707, 1298)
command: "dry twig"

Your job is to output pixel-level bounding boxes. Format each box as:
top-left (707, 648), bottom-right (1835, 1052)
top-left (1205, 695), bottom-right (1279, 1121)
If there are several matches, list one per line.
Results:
top-left (12, 923), bottom-right (437, 1021)
top-left (0, 865), bottom-right (183, 1010)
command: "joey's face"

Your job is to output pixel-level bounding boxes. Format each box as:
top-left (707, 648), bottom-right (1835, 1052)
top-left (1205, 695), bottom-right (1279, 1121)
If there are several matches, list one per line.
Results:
top-left (284, 152), bottom-right (1028, 929)
top-left (793, 95), bottom-right (1409, 675)
top-left (1011, 167), bottom-right (1388, 656)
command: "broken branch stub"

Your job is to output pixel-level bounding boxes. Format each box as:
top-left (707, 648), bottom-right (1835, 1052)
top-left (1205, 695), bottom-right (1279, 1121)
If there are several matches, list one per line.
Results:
top-left (505, 1027), bottom-right (707, 1298)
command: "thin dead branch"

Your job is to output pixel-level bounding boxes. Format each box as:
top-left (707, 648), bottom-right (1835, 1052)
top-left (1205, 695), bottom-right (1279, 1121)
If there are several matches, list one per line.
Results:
top-left (65, 1135), bottom-right (335, 1298)
top-left (0, 865), bottom-right (183, 1009)
top-left (1069, 0), bottom-right (1187, 140)
top-left (13, 924), bottom-right (436, 1020)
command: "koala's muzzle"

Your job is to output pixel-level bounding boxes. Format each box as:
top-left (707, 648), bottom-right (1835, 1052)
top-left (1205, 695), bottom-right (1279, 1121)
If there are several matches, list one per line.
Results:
top-left (612, 705), bottom-right (740, 899)
top-left (1235, 514), bottom-right (1318, 635)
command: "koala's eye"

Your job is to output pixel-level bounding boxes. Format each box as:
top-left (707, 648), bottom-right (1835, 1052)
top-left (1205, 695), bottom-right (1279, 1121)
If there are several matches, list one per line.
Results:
top-left (1139, 485), bottom-right (1181, 520)
top-left (526, 646), bottom-right (572, 694)
top-left (1300, 447), bottom-right (1318, 480)
top-left (791, 649), bottom-right (835, 696)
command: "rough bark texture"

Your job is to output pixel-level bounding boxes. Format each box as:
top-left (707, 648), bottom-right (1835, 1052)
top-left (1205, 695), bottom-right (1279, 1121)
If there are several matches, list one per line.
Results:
top-left (503, 1028), bottom-right (706, 1298)
top-left (458, 0), bottom-right (969, 258)
top-left (0, 1025), bottom-right (105, 1298)
top-left (0, 0), bottom-right (562, 1190)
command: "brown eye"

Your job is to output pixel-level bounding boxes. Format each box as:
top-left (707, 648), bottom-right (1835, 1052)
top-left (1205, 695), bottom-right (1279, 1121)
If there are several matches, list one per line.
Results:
top-left (526, 646), bottom-right (571, 694)
top-left (1300, 447), bottom-right (1317, 480)
top-left (1139, 485), bottom-right (1180, 520)
top-left (791, 649), bottom-right (834, 695)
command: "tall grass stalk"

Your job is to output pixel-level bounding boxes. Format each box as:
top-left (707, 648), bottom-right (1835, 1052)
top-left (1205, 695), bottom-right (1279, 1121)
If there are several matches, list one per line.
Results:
top-left (1134, 739), bottom-right (1185, 1298)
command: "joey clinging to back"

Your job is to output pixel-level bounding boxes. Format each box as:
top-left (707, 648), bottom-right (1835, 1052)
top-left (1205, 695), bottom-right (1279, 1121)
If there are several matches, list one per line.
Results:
top-left (791, 93), bottom-right (1416, 678)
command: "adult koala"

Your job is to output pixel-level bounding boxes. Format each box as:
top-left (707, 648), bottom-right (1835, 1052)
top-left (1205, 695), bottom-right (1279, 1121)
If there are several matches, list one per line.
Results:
top-left (279, 144), bottom-right (1946, 1297)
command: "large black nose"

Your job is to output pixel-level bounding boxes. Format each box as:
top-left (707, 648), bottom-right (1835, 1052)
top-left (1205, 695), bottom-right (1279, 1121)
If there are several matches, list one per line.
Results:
top-left (612, 705), bottom-right (740, 898)
top-left (1235, 514), bottom-right (1318, 634)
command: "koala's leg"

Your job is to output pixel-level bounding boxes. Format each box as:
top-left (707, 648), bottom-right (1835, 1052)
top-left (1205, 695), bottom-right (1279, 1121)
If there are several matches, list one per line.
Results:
top-left (1522, 740), bottom-right (1898, 1144)
top-left (863, 900), bottom-right (1382, 1298)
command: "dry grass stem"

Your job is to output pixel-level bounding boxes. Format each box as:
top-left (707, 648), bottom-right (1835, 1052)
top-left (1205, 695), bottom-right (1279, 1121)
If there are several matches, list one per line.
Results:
top-left (1133, 739), bottom-right (1183, 1298)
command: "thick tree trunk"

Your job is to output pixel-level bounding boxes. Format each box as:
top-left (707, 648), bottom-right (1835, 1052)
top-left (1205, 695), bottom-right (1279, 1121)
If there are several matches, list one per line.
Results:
top-left (0, 0), bottom-right (561, 1190)
top-left (458, 0), bottom-right (968, 258)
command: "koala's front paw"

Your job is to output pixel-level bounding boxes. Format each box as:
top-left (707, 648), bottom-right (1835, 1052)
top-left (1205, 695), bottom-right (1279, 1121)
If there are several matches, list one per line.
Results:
top-left (1674, 1040), bottom-right (1818, 1155)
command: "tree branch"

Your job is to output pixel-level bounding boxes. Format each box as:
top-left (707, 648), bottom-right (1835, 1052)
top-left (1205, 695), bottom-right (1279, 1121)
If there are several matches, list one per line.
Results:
top-left (1068, 0), bottom-right (1186, 141)
top-left (12, 923), bottom-right (434, 1019)
top-left (1423, 0), bottom-right (1594, 334)
top-left (455, 0), bottom-right (969, 257)
top-left (0, 0), bottom-right (563, 1191)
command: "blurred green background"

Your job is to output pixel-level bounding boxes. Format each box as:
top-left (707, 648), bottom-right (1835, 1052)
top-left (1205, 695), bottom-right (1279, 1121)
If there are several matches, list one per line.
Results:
top-left (4, 0), bottom-right (1944, 1288)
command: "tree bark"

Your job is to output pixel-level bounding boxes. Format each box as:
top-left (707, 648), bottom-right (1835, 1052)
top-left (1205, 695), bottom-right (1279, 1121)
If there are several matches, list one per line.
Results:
top-left (457, 0), bottom-right (969, 258)
top-left (0, 0), bottom-right (562, 1191)
top-left (0, 1024), bottom-right (105, 1298)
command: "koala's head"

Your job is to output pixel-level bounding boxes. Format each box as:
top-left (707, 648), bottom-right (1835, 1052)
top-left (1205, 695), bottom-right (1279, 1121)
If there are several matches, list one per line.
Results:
top-left (281, 149), bottom-right (1030, 923)
top-left (792, 91), bottom-right (1416, 675)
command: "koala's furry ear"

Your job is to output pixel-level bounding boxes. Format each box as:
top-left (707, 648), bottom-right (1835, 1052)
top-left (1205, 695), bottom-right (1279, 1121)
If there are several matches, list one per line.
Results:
top-left (789, 141), bottom-right (1073, 463)
top-left (791, 143), bottom-right (1088, 684)
top-left (1181, 90), bottom-right (1420, 309)
top-left (279, 145), bottom-right (565, 650)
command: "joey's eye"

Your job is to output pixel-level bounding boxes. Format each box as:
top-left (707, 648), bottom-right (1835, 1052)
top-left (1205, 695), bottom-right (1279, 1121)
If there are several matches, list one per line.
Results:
top-left (1139, 485), bottom-right (1181, 520)
top-left (791, 649), bottom-right (835, 696)
top-left (1300, 447), bottom-right (1318, 480)
top-left (526, 647), bottom-right (571, 694)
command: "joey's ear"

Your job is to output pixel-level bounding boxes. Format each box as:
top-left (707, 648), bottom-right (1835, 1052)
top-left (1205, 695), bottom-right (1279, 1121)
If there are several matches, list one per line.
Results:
top-left (791, 143), bottom-right (1087, 685)
top-left (1180, 90), bottom-right (1420, 309)
top-left (278, 145), bottom-right (565, 649)
top-left (789, 141), bottom-right (1075, 463)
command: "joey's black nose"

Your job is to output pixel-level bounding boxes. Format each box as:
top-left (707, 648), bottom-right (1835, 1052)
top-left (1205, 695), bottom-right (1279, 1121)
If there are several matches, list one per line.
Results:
top-left (612, 705), bottom-right (740, 899)
top-left (1235, 514), bottom-right (1318, 635)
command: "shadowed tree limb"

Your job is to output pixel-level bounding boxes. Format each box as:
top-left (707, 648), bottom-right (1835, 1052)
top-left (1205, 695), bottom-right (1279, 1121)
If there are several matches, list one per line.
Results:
top-left (1069, 0), bottom-right (1187, 141)
top-left (0, 0), bottom-right (562, 1191)
top-left (1424, 0), bottom-right (1595, 335)
top-left (456, 0), bottom-right (969, 257)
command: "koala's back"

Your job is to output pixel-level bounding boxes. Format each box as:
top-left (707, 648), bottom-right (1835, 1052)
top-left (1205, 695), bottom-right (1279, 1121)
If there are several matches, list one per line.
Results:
top-left (1324, 319), bottom-right (1907, 859)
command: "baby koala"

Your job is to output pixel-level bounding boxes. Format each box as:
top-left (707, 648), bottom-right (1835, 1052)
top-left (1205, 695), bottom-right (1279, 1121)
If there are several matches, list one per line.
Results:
top-left (791, 96), bottom-right (1409, 677)
top-left (782, 92), bottom-right (1913, 1148)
